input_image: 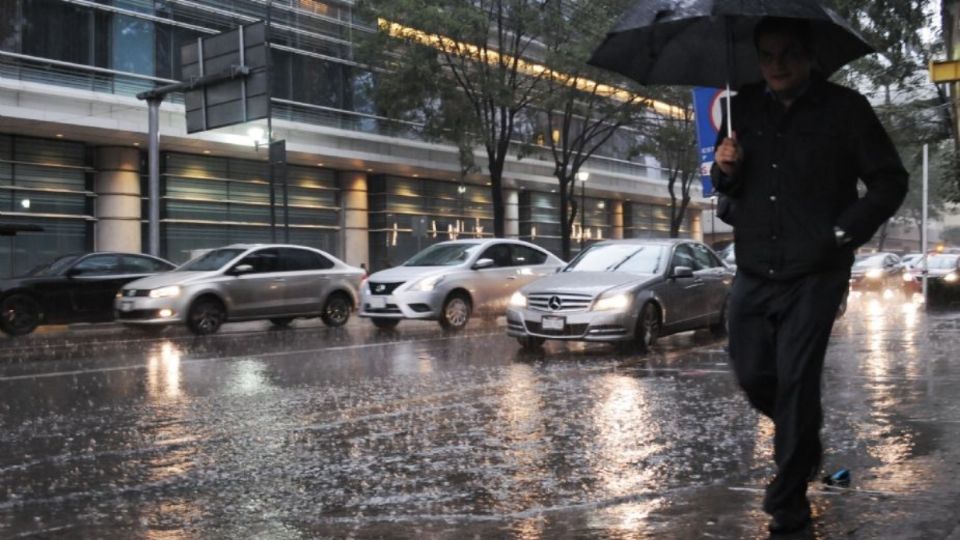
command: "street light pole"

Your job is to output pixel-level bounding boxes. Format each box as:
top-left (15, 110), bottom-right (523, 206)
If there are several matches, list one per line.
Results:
top-left (576, 171), bottom-right (590, 250)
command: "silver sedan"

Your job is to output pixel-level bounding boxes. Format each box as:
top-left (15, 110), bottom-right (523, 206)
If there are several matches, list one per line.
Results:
top-left (359, 239), bottom-right (564, 330)
top-left (116, 244), bottom-right (364, 335)
top-left (506, 239), bottom-right (732, 352)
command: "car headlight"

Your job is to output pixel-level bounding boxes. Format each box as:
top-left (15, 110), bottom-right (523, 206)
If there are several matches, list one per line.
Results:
top-left (865, 268), bottom-right (884, 279)
top-left (148, 285), bottom-right (181, 299)
top-left (946, 272), bottom-right (958, 283)
top-left (509, 291), bottom-right (527, 308)
top-left (902, 272), bottom-right (914, 282)
top-left (593, 293), bottom-right (631, 311)
top-left (410, 275), bottom-right (444, 291)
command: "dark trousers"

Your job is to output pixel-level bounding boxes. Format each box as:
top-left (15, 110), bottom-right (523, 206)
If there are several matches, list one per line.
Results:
top-left (727, 269), bottom-right (849, 520)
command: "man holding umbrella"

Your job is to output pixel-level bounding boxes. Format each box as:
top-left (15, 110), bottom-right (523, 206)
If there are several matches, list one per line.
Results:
top-left (712, 16), bottom-right (907, 534)
top-left (590, 6), bottom-right (907, 534)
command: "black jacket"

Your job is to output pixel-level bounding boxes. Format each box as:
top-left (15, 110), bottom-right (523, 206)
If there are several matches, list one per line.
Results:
top-left (711, 79), bottom-right (908, 280)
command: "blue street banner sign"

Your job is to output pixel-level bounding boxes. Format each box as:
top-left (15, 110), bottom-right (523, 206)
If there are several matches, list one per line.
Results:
top-left (692, 87), bottom-right (735, 197)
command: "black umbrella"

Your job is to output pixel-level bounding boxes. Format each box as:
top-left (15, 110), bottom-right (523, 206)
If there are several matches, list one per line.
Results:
top-left (588, 0), bottom-right (875, 133)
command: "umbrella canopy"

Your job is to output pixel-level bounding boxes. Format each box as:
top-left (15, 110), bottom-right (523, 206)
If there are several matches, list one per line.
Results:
top-left (587, 0), bottom-right (875, 88)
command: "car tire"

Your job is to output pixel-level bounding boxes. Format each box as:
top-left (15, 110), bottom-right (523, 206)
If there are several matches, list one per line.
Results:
top-left (0, 293), bottom-right (42, 336)
top-left (439, 293), bottom-right (471, 331)
top-left (634, 302), bottom-right (661, 353)
top-left (517, 336), bottom-right (545, 350)
top-left (270, 317), bottom-right (295, 328)
top-left (187, 297), bottom-right (225, 335)
top-left (371, 317), bottom-right (400, 330)
top-left (321, 293), bottom-right (351, 327)
top-left (709, 298), bottom-right (728, 337)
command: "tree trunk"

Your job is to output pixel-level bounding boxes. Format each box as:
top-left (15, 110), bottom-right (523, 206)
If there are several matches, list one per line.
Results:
top-left (487, 156), bottom-right (506, 238)
top-left (559, 178), bottom-right (571, 260)
top-left (877, 220), bottom-right (889, 251)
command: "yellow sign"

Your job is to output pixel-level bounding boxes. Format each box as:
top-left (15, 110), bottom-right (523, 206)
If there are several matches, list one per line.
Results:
top-left (930, 60), bottom-right (960, 83)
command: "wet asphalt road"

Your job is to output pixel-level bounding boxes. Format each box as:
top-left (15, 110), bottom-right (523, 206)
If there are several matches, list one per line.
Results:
top-left (2, 298), bottom-right (960, 539)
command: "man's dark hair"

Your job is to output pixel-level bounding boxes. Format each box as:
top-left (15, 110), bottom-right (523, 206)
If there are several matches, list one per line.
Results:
top-left (753, 17), bottom-right (815, 54)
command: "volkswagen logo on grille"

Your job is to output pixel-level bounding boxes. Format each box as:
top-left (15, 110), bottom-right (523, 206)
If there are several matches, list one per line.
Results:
top-left (548, 296), bottom-right (563, 311)
top-left (375, 284), bottom-right (386, 293)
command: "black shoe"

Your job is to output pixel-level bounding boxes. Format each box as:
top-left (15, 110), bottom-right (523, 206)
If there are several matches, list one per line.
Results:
top-left (767, 515), bottom-right (811, 535)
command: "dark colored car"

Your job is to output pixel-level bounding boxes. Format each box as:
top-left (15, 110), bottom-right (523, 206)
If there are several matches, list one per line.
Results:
top-left (919, 253), bottom-right (960, 305)
top-left (849, 252), bottom-right (906, 295)
top-left (0, 252), bottom-right (176, 336)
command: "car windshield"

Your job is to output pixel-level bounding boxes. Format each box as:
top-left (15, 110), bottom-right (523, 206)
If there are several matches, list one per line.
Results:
top-left (178, 248), bottom-right (245, 271)
top-left (853, 254), bottom-right (886, 269)
top-left (564, 244), bottom-right (666, 274)
top-left (403, 243), bottom-right (482, 267)
top-left (927, 254), bottom-right (959, 270)
top-left (27, 254), bottom-right (80, 276)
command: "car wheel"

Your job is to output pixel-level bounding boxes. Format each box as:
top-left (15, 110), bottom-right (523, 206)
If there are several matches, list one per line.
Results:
top-left (371, 317), bottom-right (400, 330)
top-left (321, 294), bottom-right (351, 327)
top-left (634, 302), bottom-right (661, 353)
top-left (270, 317), bottom-right (295, 328)
top-left (439, 293), bottom-right (471, 331)
top-left (517, 336), bottom-right (545, 350)
top-left (187, 297), bottom-right (225, 335)
top-left (709, 298), bottom-right (728, 337)
top-left (0, 293), bottom-right (42, 336)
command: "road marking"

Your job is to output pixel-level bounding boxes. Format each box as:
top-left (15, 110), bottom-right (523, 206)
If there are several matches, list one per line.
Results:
top-left (0, 332), bottom-right (502, 382)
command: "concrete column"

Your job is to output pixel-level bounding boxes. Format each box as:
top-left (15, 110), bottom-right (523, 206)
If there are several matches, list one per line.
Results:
top-left (340, 171), bottom-right (370, 269)
top-left (95, 147), bottom-right (142, 253)
top-left (504, 188), bottom-right (519, 238)
top-left (612, 200), bottom-right (624, 239)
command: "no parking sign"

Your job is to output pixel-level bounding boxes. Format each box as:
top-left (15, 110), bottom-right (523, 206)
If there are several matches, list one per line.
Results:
top-left (692, 87), bottom-right (735, 197)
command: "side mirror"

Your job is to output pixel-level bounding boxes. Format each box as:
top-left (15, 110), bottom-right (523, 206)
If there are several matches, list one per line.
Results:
top-left (473, 258), bottom-right (495, 270)
top-left (230, 264), bottom-right (254, 276)
top-left (671, 266), bottom-right (694, 279)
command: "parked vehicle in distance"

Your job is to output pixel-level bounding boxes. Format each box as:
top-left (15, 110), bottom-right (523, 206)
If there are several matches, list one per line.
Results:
top-left (849, 252), bottom-right (907, 295)
top-left (0, 252), bottom-right (176, 336)
top-left (906, 253), bottom-right (960, 305)
top-left (359, 239), bottom-right (564, 331)
top-left (116, 244), bottom-right (363, 335)
top-left (900, 252), bottom-right (924, 270)
top-left (506, 239), bottom-right (733, 352)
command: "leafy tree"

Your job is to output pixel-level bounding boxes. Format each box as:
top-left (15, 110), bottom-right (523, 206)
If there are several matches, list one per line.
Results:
top-left (356, 0), bottom-right (552, 237)
top-left (637, 88), bottom-right (699, 238)
top-left (524, 0), bottom-right (656, 259)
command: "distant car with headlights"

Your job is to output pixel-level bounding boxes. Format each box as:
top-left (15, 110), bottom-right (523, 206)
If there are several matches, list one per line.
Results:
top-left (506, 239), bottom-right (732, 352)
top-left (359, 239), bottom-right (564, 330)
top-left (116, 244), bottom-right (363, 335)
top-left (0, 252), bottom-right (175, 336)
top-left (914, 253), bottom-right (960, 305)
top-left (849, 252), bottom-right (906, 295)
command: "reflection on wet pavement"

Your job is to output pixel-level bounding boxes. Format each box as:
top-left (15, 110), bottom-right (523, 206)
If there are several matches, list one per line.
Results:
top-left (1, 303), bottom-right (960, 538)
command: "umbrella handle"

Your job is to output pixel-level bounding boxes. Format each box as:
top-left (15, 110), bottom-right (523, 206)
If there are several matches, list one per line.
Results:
top-left (726, 81), bottom-right (732, 138)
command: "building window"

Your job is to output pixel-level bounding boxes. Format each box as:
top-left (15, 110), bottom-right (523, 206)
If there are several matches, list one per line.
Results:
top-left (368, 176), bottom-right (494, 270)
top-left (150, 153), bottom-right (341, 264)
top-left (0, 134), bottom-right (93, 277)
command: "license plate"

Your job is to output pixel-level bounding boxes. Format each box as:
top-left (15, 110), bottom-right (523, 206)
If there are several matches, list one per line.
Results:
top-left (542, 316), bottom-right (565, 331)
top-left (368, 297), bottom-right (387, 309)
top-left (119, 301), bottom-right (133, 312)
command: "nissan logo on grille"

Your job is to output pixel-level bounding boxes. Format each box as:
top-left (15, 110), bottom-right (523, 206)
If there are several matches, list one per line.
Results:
top-left (375, 284), bottom-right (386, 293)
top-left (548, 296), bottom-right (563, 311)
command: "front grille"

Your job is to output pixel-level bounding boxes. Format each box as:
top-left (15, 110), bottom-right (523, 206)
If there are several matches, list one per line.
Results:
top-left (527, 292), bottom-right (594, 313)
top-left (526, 321), bottom-right (588, 337)
top-left (116, 309), bottom-right (163, 320)
top-left (365, 303), bottom-right (402, 314)
top-left (368, 282), bottom-right (404, 295)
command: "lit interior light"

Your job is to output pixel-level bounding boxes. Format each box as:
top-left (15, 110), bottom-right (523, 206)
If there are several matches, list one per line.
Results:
top-left (20, 199), bottom-right (31, 209)
top-left (378, 19), bottom-right (686, 118)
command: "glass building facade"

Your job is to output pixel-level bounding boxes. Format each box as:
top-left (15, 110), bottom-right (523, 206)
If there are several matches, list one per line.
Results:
top-left (0, 135), bottom-right (94, 277)
top-left (155, 152), bottom-right (340, 264)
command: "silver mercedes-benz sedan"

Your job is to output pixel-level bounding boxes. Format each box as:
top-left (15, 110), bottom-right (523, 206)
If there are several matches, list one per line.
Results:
top-left (506, 239), bottom-right (733, 352)
top-left (359, 239), bottom-right (564, 330)
top-left (116, 244), bottom-right (364, 335)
